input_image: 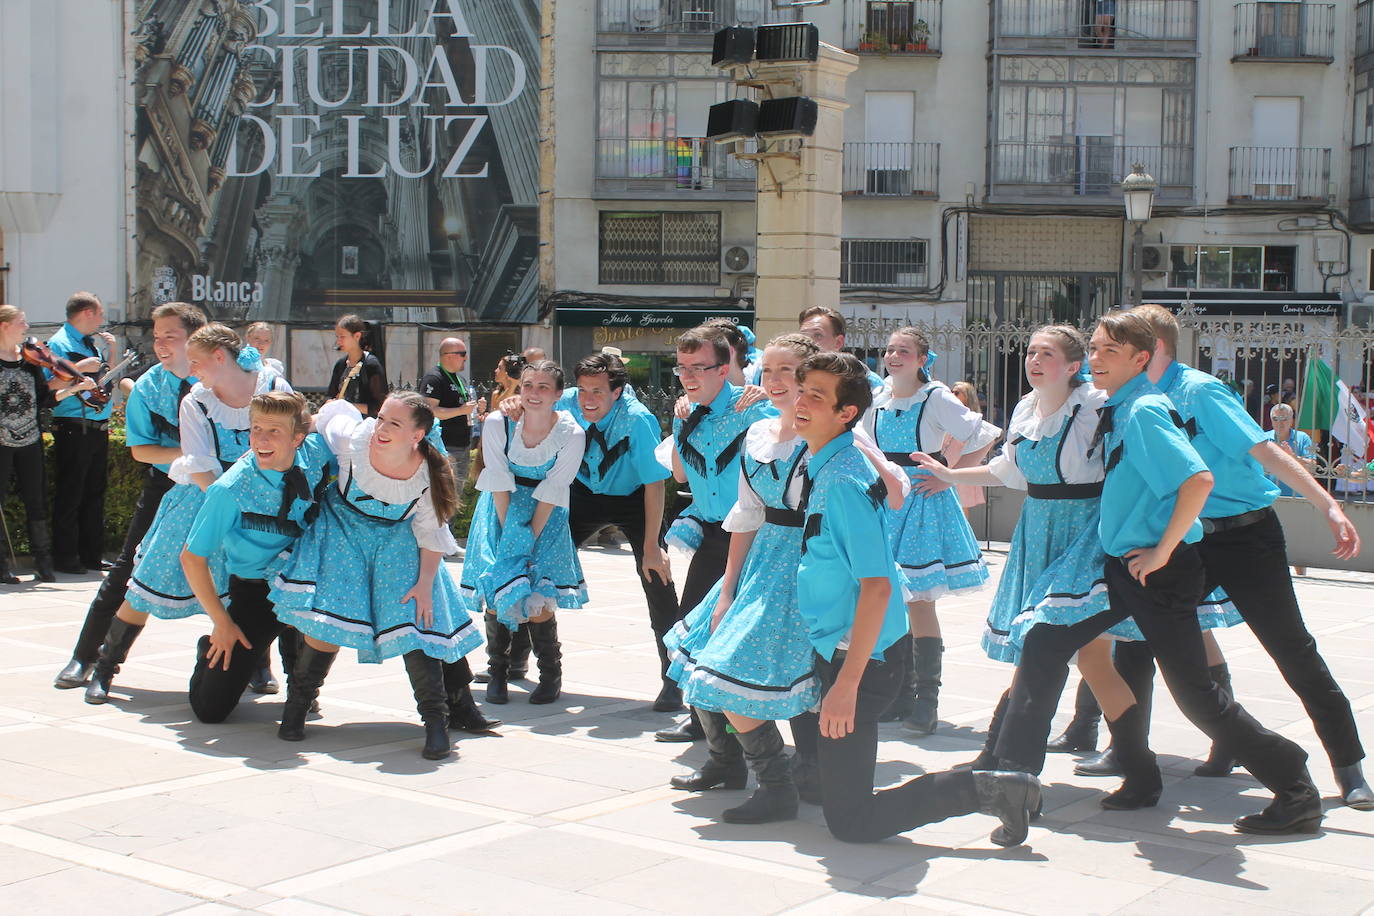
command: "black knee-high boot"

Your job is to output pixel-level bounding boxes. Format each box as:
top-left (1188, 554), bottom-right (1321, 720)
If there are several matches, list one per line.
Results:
top-left (527, 617), bottom-right (563, 705)
top-left (903, 637), bottom-right (943, 735)
top-left (484, 613), bottom-right (512, 704)
top-left (723, 722), bottom-right (798, 824)
top-left (670, 710), bottom-right (746, 791)
top-left (1099, 704), bottom-right (1163, 810)
top-left (965, 689), bottom-right (1012, 770)
top-left (1046, 679), bottom-right (1101, 753)
top-left (28, 519), bottom-right (56, 582)
top-left (278, 644), bottom-right (337, 741)
top-left (443, 658), bottom-right (501, 731)
top-left (509, 623), bottom-right (532, 680)
top-left (1077, 642), bottom-right (1157, 778)
top-left (789, 711), bottom-right (822, 804)
top-left (84, 618), bottom-right (144, 704)
top-left (403, 651), bottom-right (451, 760)
top-left (1194, 663), bottom-right (1237, 777)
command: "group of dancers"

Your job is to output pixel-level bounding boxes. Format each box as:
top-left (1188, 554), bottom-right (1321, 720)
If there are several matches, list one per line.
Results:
top-left (17, 297), bottom-right (1372, 848)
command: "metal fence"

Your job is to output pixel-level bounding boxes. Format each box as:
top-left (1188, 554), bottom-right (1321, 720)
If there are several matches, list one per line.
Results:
top-left (1232, 2), bottom-right (1336, 60)
top-left (595, 137), bottom-right (754, 188)
top-left (994, 0), bottom-right (1197, 46)
top-left (842, 142), bottom-right (940, 197)
top-left (596, 0), bottom-right (788, 32)
top-left (1228, 146), bottom-right (1332, 203)
top-left (841, 239), bottom-right (929, 288)
top-left (990, 142), bottom-right (1194, 200)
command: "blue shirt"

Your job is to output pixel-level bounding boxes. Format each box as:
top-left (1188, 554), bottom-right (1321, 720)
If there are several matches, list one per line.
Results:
top-left (46, 322), bottom-right (112, 421)
top-left (557, 388), bottom-right (670, 496)
top-left (671, 383), bottom-right (778, 523)
top-left (1098, 372), bottom-right (1208, 558)
top-left (1157, 361), bottom-right (1278, 519)
top-left (796, 431), bottom-right (910, 661)
top-left (1269, 428), bottom-right (1314, 497)
top-left (186, 435), bottom-right (333, 580)
top-left (124, 364), bottom-right (194, 473)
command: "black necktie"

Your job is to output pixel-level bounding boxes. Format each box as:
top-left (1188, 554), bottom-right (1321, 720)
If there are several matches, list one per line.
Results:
top-left (1088, 405), bottom-right (1115, 459)
top-left (798, 470), bottom-right (815, 512)
top-left (279, 466), bottom-right (310, 526)
top-left (585, 423), bottom-right (608, 455)
top-left (177, 377), bottom-right (193, 406)
top-left (81, 335), bottom-right (96, 353)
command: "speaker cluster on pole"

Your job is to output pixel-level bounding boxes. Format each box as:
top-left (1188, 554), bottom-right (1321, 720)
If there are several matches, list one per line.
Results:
top-left (707, 23), bottom-right (821, 143)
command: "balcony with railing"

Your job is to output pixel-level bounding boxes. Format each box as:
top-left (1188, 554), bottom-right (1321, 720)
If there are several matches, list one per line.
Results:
top-left (842, 142), bottom-right (940, 198)
top-left (1228, 147), bottom-right (1331, 203)
top-left (597, 0), bottom-right (792, 38)
top-left (1352, 145), bottom-right (1374, 229)
top-left (988, 142), bottom-right (1194, 202)
top-left (596, 137), bottom-right (754, 195)
top-left (994, 0), bottom-right (1197, 53)
top-left (1232, 3), bottom-right (1335, 62)
top-left (847, 1), bottom-right (942, 55)
top-left (1360, 0), bottom-right (1374, 59)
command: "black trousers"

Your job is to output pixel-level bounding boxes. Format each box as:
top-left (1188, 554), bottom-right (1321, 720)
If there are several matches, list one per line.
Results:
top-left (0, 441), bottom-right (48, 531)
top-left (806, 635), bottom-right (981, 843)
top-left (51, 420), bottom-right (109, 566)
top-left (69, 468), bottom-right (174, 664)
top-left (188, 577), bottom-right (287, 723)
top-left (677, 519), bottom-right (731, 620)
top-left (993, 545), bottom-right (1308, 793)
top-left (568, 481), bottom-right (680, 679)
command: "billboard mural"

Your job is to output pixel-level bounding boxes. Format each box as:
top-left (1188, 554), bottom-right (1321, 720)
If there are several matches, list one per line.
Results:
top-left (132, 0), bottom-right (540, 329)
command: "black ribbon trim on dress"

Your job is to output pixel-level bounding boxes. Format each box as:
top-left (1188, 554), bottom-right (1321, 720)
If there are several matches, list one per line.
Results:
top-left (1025, 482), bottom-right (1103, 500)
top-left (763, 507), bottom-right (804, 527)
top-left (882, 450), bottom-right (945, 467)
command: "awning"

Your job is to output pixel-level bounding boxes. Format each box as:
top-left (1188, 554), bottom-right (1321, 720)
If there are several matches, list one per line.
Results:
top-left (1146, 290), bottom-right (1341, 317)
top-left (555, 305), bottom-right (755, 329)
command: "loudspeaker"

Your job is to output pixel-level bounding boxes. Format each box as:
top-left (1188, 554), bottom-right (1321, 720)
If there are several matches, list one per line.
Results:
top-left (756, 97), bottom-right (817, 138)
top-left (754, 22), bottom-right (819, 62)
top-left (712, 27), bottom-right (756, 66)
top-left (707, 99), bottom-right (759, 142)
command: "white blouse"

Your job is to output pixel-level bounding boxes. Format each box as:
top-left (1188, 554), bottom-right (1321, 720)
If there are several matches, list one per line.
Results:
top-left (170, 370), bottom-right (291, 484)
top-left (986, 385), bottom-right (1107, 490)
top-left (317, 400), bottom-right (458, 554)
top-left (475, 411), bottom-right (586, 509)
top-left (863, 379), bottom-right (1001, 455)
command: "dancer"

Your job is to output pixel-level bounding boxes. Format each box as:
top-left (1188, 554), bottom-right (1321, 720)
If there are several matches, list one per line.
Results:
top-left (54, 302), bottom-right (205, 686)
top-left (327, 314), bottom-right (386, 416)
top-left (244, 322), bottom-right (285, 376)
top-left (270, 393), bottom-right (487, 759)
top-left (83, 325), bottom-right (289, 704)
top-left (655, 326), bottom-right (777, 743)
top-left (0, 305), bottom-right (96, 584)
top-left (462, 360), bottom-right (587, 706)
top-left (1112, 304), bottom-right (1371, 809)
top-left (862, 327), bottom-right (998, 734)
top-left (182, 391), bottom-right (330, 722)
top-left (797, 307), bottom-right (884, 390)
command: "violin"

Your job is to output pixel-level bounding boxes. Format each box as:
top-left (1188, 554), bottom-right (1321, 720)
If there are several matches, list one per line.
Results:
top-left (20, 338), bottom-right (140, 408)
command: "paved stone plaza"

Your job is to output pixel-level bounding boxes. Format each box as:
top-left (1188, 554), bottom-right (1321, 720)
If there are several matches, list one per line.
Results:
top-left (1, 543), bottom-right (1373, 915)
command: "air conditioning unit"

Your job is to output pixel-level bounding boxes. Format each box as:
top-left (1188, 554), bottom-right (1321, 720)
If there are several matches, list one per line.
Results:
top-left (722, 245), bottom-right (754, 273)
top-left (1140, 244), bottom-right (1170, 274)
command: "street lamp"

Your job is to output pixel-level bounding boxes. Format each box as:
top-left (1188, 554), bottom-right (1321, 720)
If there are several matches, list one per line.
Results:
top-left (1121, 163), bottom-right (1156, 307)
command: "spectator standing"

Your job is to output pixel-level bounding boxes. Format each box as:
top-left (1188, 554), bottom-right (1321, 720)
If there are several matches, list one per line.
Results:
top-left (943, 381), bottom-right (993, 520)
top-left (327, 314), bottom-right (387, 416)
top-left (420, 338), bottom-right (485, 544)
top-left (244, 322), bottom-right (286, 377)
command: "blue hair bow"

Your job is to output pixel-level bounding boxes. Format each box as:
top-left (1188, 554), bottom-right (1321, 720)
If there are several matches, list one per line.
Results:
top-left (925, 349), bottom-right (939, 371)
top-left (236, 345), bottom-right (264, 372)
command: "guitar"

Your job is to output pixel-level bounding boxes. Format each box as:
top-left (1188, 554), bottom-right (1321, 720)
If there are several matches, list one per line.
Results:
top-left (81, 349), bottom-right (141, 408)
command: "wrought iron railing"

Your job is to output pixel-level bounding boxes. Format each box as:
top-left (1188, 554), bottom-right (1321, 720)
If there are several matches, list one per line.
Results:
top-left (1232, 2), bottom-right (1335, 60)
top-left (596, 137), bottom-right (754, 188)
top-left (966, 271), bottom-right (1120, 326)
top-left (1353, 144), bottom-right (1374, 203)
top-left (1228, 147), bottom-right (1331, 202)
top-left (842, 142), bottom-right (940, 197)
top-left (994, 0), bottom-right (1197, 47)
top-left (850, 0), bottom-right (943, 54)
top-left (989, 142), bottom-right (1194, 199)
top-left (841, 239), bottom-right (929, 288)
top-left (597, 0), bottom-right (788, 33)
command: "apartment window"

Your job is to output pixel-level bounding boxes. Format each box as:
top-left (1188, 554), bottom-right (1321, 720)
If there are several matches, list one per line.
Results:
top-left (1356, 71), bottom-right (1374, 147)
top-left (841, 239), bottom-right (928, 287)
top-left (1167, 245), bottom-right (1297, 291)
top-left (599, 211), bottom-right (721, 285)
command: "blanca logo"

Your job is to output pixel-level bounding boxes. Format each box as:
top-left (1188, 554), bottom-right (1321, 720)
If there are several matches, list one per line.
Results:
top-left (152, 266), bottom-right (178, 305)
top-left (191, 275), bottom-right (264, 304)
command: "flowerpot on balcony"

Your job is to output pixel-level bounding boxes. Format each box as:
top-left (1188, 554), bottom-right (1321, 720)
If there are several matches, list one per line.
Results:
top-left (914, 40), bottom-right (929, 52)
top-left (860, 41), bottom-right (877, 51)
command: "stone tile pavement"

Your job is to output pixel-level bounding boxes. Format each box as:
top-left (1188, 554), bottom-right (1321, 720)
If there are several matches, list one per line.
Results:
top-left (2, 543), bottom-right (1374, 915)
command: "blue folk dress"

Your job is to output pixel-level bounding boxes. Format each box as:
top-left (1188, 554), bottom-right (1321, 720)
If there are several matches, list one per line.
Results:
top-left (460, 411), bottom-right (588, 628)
top-left (269, 402), bottom-right (480, 664)
top-left (861, 380), bottom-right (999, 601)
top-left (128, 370), bottom-right (289, 618)
top-left (982, 387), bottom-right (1241, 664)
top-left (663, 420), bottom-right (821, 719)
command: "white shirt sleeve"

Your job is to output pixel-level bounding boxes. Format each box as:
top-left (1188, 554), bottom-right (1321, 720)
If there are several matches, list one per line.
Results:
top-left (532, 422), bottom-right (586, 508)
top-left (410, 495), bottom-right (459, 554)
top-left (476, 413), bottom-right (516, 493)
top-left (852, 424), bottom-right (911, 500)
top-left (926, 387), bottom-right (1000, 452)
top-left (655, 435), bottom-right (676, 472)
top-left (316, 400), bottom-right (364, 455)
top-left (723, 464), bottom-right (765, 532)
top-left (168, 395), bottom-right (222, 483)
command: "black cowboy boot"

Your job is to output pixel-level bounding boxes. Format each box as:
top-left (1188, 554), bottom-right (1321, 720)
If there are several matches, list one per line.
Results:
top-left (671, 710), bottom-right (747, 791)
top-left (83, 618), bottom-right (144, 704)
top-left (1235, 770), bottom-right (1323, 834)
top-left (723, 722), bottom-right (799, 824)
top-left (0, 552), bottom-right (18, 585)
top-left (1194, 663), bottom-right (1237, 777)
top-left (1334, 762), bottom-right (1374, 811)
top-left (249, 661), bottom-right (279, 695)
top-left (1099, 704), bottom-right (1163, 810)
top-left (527, 618), bottom-right (563, 704)
top-left (1077, 645), bottom-right (1157, 778)
top-left (403, 651), bottom-right (452, 760)
top-left (656, 707), bottom-right (706, 742)
top-left (278, 644), bottom-right (337, 741)
top-left (443, 659), bottom-right (501, 732)
top-left (1047, 680), bottom-right (1101, 753)
top-left (902, 637), bottom-right (943, 735)
top-left (54, 657), bottom-right (93, 689)
top-left (883, 637), bottom-right (917, 722)
top-left (509, 623), bottom-right (532, 680)
top-left (484, 613), bottom-right (512, 705)
top-left (28, 519), bottom-right (56, 582)
top-left (974, 770), bottom-right (1041, 847)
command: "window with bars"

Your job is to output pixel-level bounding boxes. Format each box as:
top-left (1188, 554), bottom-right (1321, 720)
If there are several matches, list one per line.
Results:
top-left (599, 211), bottom-right (722, 285)
top-left (841, 239), bottom-right (929, 287)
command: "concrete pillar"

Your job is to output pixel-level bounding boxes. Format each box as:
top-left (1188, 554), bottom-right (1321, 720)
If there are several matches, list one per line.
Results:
top-left (739, 43), bottom-right (857, 343)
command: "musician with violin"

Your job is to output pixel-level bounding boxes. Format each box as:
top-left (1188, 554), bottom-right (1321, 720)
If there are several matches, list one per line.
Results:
top-left (45, 292), bottom-right (119, 576)
top-left (0, 305), bottom-right (97, 584)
